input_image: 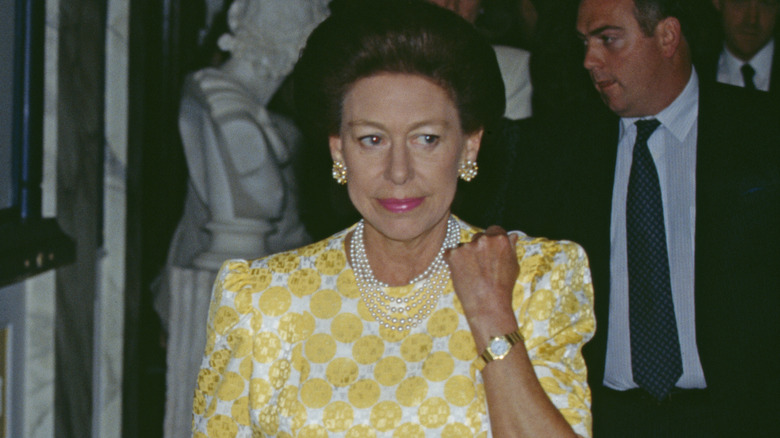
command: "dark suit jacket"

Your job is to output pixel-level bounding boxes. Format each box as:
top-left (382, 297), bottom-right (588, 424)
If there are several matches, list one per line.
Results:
top-left (497, 82), bottom-right (780, 435)
top-left (700, 42), bottom-right (780, 98)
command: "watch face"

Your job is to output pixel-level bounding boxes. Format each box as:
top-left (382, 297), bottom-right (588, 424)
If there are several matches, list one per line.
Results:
top-left (489, 338), bottom-right (510, 357)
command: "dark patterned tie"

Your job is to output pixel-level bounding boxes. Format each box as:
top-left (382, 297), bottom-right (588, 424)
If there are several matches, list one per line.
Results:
top-left (627, 119), bottom-right (682, 401)
top-left (741, 63), bottom-right (757, 91)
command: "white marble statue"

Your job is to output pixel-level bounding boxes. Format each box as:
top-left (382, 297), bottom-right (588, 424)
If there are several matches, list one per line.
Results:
top-left (156, 2), bottom-right (330, 436)
top-left (172, 0), bottom-right (329, 271)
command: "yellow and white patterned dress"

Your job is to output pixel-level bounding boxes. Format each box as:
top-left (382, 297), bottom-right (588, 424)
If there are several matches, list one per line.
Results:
top-left (192, 218), bottom-right (595, 437)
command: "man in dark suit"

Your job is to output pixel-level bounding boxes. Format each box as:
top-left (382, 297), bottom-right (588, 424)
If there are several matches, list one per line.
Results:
top-left (499, 0), bottom-right (780, 436)
top-left (710, 0), bottom-right (779, 92)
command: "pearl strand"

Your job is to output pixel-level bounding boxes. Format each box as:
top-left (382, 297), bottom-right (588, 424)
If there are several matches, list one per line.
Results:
top-left (352, 217), bottom-right (460, 331)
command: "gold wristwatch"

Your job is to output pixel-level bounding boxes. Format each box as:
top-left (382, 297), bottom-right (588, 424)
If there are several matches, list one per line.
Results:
top-left (474, 328), bottom-right (524, 371)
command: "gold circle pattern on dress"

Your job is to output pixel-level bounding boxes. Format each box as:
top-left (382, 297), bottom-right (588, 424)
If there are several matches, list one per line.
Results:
top-left (230, 397), bottom-right (250, 426)
top-left (422, 351), bottom-right (455, 382)
top-left (348, 379), bottom-right (381, 409)
top-left (331, 313), bottom-right (364, 343)
top-left (352, 335), bottom-right (385, 365)
top-left (257, 286), bottom-right (292, 316)
top-left (289, 268), bottom-right (322, 297)
top-left (206, 414), bottom-right (238, 437)
top-left (369, 401), bottom-right (402, 432)
top-left (346, 424), bottom-right (376, 438)
top-left (305, 333), bottom-right (337, 363)
top-left (393, 422), bottom-right (424, 437)
top-left (323, 401), bottom-right (354, 432)
top-left (373, 356), bottom-right (407, 387)
top-left (311, 289), bottom-right (342, 318)
top-left (427, 308), bottom-right (459, 338)
top-left (395, 376), bottom-right (428, 407)
top-left (400, 333), bottom-right (433, 362)
top-left (444, 375), bottom-right (476, 407)
top-left (191, 222), bottom-right (596, 437)
top-left (301, 378), bottom-right (333, 408)
top-left (326, 357), bottom-right (360, 387)
top-left (252, 332), bottom-right (281, 363)
top-left (315, 249), bottom-right (347, 276)
top-left (418, 397), bottom-right (450, 429)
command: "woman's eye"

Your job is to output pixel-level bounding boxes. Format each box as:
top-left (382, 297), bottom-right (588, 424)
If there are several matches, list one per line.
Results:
top-left (358, 135), bottom-right (383, 146)
top-left (414, 134), bottom-right (440, 146)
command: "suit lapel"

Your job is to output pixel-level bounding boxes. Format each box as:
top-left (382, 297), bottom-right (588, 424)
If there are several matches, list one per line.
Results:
top-left (770, 42), bottom-right (780, 94)
top-left (581, 117), bottom-right (620, 387)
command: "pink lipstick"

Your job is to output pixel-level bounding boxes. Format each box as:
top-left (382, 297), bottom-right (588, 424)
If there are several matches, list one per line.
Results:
top-left (378, 197), bottom-right (424, 213)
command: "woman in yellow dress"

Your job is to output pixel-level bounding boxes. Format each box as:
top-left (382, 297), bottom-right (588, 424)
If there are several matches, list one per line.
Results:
top-left (191, 1), bottom-right (594, 436)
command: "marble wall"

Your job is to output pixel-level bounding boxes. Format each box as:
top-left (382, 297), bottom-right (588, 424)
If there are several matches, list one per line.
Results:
top-left (54, 0), bottom-right (104, 434)
top-left (0, 0), bottom-right (63, 436)
top-left (0, 0), bottom-right (129, 436)
top-left (92, 0), bottom-right (129, 436)
top-left (0, 275), bottom-right (56, 438)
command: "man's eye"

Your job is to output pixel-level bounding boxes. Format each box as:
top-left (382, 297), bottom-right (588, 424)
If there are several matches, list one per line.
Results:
top-left (359, 135), bottom-right (382, 146)
top-left (601, 35), bottom-right (615, 45)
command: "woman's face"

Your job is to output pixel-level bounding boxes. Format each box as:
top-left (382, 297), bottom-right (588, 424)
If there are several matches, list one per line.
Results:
top-left (330, 73), bottom-right (482, 244)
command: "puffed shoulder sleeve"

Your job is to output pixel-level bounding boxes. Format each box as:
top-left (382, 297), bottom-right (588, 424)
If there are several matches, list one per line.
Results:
top-left (513, 237), bottom-right (596, 438)
top-left (191, 259), bottom-right (272, 437)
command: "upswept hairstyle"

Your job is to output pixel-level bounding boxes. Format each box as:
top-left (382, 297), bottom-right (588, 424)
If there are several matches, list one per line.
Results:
top-left (292, 0), bottom-right (505, 141)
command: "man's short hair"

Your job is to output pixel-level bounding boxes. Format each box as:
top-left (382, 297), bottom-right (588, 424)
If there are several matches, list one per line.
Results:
top-left (633, 0), bottom-right (688, 37)
top-left (630, 0), bottom-right (719, 66)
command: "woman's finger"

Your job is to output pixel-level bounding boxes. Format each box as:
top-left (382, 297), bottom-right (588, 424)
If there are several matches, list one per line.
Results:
top-left (483, 225), bottom-right (507, 236)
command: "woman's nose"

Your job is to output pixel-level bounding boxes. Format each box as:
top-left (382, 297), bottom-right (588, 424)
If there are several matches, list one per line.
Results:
top-left (386, 142), bottom-right (413, 185)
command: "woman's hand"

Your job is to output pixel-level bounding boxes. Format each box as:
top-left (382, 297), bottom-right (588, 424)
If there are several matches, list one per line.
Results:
top-left (445, 226), bottom-right (580, 437)
top-left (444, 225), bottom-right (520, 349)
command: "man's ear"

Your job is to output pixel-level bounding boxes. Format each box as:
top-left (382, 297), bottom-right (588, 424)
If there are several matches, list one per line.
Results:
top-left (329, 135), bottom-right (344, 162)
top-left (463, 129), bottom-right (484, 163)
top-left (656, 16), bottom-right (683, 58)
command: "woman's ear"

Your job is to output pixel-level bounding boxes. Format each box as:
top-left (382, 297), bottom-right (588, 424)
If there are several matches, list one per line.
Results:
top-left (329, 135), bottom-right (344, 162)
top-left (463, 129), bottom-right (484, 162)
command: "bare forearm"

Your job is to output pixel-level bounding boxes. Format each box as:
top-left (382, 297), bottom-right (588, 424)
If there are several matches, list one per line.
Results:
top-left (469, 312), bottom-right (576, 437)
top-left (480, 342), bottom-right (577, 437)
top-left (447, 227), bottom-right (589, 437)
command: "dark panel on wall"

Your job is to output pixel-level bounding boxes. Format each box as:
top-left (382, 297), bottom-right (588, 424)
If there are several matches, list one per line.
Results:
top-left (125, 0), bottom-right (205, 437)
top-left (54, 1), bottom-right (107, 438)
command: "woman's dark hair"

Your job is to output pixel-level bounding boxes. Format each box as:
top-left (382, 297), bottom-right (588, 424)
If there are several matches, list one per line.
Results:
top-left (293, 0), bottom-right (505, 140)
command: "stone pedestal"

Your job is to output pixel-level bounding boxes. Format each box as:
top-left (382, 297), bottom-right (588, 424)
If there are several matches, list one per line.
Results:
top-left (192, 220), bottom-right (274, 271)
top-left (162, 267), bottom-right (215, 438)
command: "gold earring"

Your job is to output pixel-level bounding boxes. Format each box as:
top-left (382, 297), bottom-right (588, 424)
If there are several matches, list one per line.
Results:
top-left (332, 160), bottom-right (348, 185)
top-left (458, 159), bottom-right (478, 182)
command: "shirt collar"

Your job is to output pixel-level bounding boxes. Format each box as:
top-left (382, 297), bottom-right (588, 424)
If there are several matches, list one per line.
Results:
top-left (620, 68), bottom-right (699, 144)
top-left (722, 38), bottom-right (774, 76)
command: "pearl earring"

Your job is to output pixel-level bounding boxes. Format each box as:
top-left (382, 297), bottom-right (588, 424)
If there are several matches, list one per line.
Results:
top-left (458, 159), bottom-right (478, 182)
top-left (332, 160), bottom-right (348, 185)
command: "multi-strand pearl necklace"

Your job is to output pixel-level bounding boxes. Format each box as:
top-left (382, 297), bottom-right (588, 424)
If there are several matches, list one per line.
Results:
top-left (351, 216), bottom-right (460, 331)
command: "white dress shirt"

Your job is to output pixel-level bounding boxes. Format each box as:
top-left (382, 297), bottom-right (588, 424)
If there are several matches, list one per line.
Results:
top-left (604, 70), bottom-right (707, 391)
top-left (717, 38), bottom-right (774, 92)
top-left (493, 45), bottom-right (532, 120)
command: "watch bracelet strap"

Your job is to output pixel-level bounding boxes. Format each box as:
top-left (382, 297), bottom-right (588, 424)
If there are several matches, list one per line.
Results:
top-left (473, 328), bottom-right (524, 371)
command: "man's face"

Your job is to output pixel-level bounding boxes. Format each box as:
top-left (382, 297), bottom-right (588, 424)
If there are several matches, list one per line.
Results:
top-left (577, 0), bottom-right (668, 117)
top-left (714, 0), bottom-right (779, 61)
top-left (427, 0), bottom-right (482, 22)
